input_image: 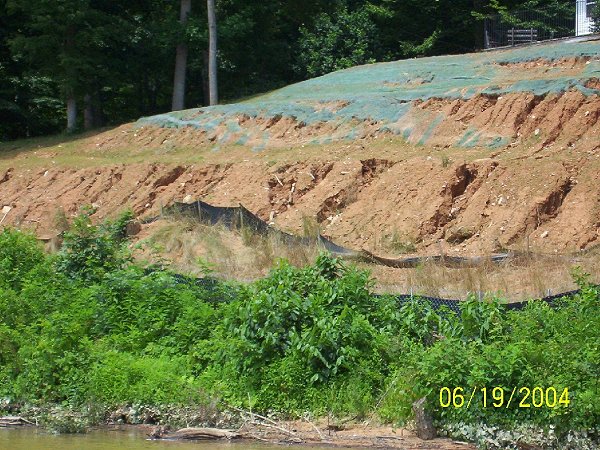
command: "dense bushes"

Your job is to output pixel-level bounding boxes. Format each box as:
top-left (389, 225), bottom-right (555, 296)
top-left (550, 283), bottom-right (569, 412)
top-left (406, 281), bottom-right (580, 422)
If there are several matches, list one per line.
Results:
top-left (201, 255), bottom-right (396, 415)
top-left (0, 220), bottom-right (598, 444)
top-left (297, 7), bottom-right (378, 78)
top-left (0, 228), bottom-right (46, 291)
top-left (55, 209), bottom-right (133, 282)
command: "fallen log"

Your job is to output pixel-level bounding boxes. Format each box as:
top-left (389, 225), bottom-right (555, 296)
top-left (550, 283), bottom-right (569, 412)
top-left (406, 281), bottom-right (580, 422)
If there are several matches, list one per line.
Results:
top-left (0, 416), bottom-right (35, 427)
top-left (165, 427), bottom-right (241, 440)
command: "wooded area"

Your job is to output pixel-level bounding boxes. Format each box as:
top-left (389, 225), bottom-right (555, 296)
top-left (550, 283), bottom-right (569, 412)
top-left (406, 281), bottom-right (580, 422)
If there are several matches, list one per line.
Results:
top-left (0, 0), bottom-right (576, 140)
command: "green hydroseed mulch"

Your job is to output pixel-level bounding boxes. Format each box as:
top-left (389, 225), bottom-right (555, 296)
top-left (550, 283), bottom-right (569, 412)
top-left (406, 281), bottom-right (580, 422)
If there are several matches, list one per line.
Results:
top-left (137, 38), bottom-right (600, 150)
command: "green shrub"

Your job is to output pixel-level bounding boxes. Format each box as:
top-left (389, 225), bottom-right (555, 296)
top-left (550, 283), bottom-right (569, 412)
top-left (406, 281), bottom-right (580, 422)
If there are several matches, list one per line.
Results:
top-left (202, 254), bottom-right (398, 412)
top-left (0, 228), bottom-right (45, 291)
top-left (11, 286), bottom-right (96, 402)
top-left (55, 209), bottom-right (132, 282)
top-left (297, 6), bottom-right (378, 78)
top-left (390, 281), bottom-right (600, 432)
top-left (86, 351), bottom-right (201, 405)
top-left (0, 222), bottom-right (598, 445)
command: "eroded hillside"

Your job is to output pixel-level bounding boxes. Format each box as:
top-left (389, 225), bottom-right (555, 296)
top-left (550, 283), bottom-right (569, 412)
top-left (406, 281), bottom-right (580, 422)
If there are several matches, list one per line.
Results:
top-left (1, 37), bottom-right (599, 260)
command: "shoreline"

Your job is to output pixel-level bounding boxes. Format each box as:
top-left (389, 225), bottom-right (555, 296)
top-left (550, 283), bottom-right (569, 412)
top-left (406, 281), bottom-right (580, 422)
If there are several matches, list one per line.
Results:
top-left (2, 402), bottom-right (473, 449)
top-left (2, 420), bottom-right (475, 450)
top-left (3, 402), bottom-right (600, 449)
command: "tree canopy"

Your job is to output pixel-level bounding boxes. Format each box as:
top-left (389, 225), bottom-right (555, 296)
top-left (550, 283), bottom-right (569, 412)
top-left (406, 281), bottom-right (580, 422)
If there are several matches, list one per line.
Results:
top-left (0, 0), bottom-right (575, 140)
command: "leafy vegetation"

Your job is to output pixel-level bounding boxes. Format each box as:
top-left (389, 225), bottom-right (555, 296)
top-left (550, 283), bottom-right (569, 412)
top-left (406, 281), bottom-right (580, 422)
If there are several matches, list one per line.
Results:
top-left (592, 2), bottom-right (600, 33)
top-left (0, 216), bottom-right (598, 445)
top-left (297, 6), bottom-right (378, 78)
top-left (0, 0), bottom-right (576, 139)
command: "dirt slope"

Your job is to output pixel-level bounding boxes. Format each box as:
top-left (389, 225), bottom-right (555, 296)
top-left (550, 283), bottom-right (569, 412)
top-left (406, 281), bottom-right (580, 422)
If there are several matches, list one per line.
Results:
top-left (1, 142), bottom-right (598, 255)
top-left (1, 38), bottom-right (599, 258)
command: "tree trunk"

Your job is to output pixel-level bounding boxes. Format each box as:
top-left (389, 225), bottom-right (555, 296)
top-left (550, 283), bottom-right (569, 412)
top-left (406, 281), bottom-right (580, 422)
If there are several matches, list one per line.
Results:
top-left (172, 0), bottom-right (192, 111)
top-left (66, 95), bottom-right (77, 133)
top-left (64, 24), bottom-right (78, 133)
top-left (93, 93), bottom-right (104, 128)
top-left (207, 0), bottom-right (218, 106)
top-left (202, 50), bottom-right (210, 106)
top-left (84, 92), bottom-right (104, 129)
top-left (84, 94), bottom-right (94, 130)
top-left (473, 0), bottom-right (488, 49)
top-left (412, 397), bottom-right (436, 440)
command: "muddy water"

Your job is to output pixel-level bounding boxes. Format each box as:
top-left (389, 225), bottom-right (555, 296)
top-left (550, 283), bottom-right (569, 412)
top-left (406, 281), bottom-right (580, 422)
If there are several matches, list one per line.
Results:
top-left (0, 427), bottom-right (329, 450)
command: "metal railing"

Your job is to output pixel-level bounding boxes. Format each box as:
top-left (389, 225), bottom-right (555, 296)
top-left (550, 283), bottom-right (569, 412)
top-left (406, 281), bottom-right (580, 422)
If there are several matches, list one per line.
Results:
top-left (484, 6), bottom-right (576, 49)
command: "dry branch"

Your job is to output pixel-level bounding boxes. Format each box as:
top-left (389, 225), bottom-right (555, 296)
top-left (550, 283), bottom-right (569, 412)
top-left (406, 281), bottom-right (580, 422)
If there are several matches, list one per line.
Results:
top-left (0, 416), bottom-right (34, 427)
top-left (169, 427), bottom-right (241, 440)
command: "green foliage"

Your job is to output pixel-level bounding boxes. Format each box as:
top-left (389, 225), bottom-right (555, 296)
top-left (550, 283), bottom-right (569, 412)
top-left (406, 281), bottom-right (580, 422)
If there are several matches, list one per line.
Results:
top-left (0, 228), bottom-right (45, 291)
top-left (592, 2), bottom-right (600, 33)
top-left (86, 351), bottom-right (201, 405)
top-left (55, 208), bottom-right (132, 282)
top-left (459, 296), bottom-right (505, 342)
top-left (207, 254), bottom-right (394, 412)
top-left (297, 6), bottom-right (378, 77)
top-left (390, 283), bottom-right (600, 434)
top-left (396, 299), bottom-right (458, 345)
top-left (0, 225), bottom-right (597, 443)
top-left (0, 73), bottom-right (65, 140)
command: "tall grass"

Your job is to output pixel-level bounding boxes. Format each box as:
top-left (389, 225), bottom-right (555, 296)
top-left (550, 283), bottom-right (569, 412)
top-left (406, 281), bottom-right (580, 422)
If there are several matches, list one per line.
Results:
top-left (138, 217), bottom-right (319, 279)
top-left (135, 217), bottom-right (599, 301)
top-left (369, 252), bottom-right (599, 301)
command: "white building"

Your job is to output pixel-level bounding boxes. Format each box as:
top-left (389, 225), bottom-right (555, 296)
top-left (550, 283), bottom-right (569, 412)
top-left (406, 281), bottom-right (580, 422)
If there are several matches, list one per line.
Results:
top-left (576, 0), bottom-right (597, 36)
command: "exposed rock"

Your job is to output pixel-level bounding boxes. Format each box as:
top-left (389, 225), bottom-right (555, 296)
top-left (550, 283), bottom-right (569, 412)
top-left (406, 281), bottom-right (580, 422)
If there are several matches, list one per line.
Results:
top-left (126, 220), bottom-right (142, 236)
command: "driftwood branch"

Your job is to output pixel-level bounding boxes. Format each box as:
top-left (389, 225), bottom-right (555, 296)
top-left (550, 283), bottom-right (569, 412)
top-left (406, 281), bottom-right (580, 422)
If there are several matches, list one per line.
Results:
top-left (228, 405), bottom-right (280, 427)
top-left (303, 414), bottom-right (325, 440)
top-left (0, 416), bottom-right (34, 427)
top-left (256, 421), bottom-right (298, 437)
top-left (168, 427), bottom-right (241, 440)
top-left (227, 405), bottom-right (300, 440)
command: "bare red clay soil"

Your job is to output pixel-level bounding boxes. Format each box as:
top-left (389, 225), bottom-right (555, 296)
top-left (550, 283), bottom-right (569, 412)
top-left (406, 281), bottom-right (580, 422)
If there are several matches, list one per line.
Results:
top-left (1, 59), bottom-right (600, 259)
top-left (96, 90), bottom-right (600, 152)
top-left (236, 420), bottom-right (476, 450)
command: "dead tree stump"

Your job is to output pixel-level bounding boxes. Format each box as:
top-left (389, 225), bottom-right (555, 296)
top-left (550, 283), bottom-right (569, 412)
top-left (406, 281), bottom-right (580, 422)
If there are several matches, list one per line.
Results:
top-left (412, 397), bottom-right (436, 440)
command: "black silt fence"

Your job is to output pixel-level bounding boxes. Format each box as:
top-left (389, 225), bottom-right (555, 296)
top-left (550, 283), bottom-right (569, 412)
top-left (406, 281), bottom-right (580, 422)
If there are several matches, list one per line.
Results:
top-left (140, 199), bottom-right (597, 307)
top-left (150, 200), bottom-right (514, 266)
top-left (163, 270), bottom-right (594, 313)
